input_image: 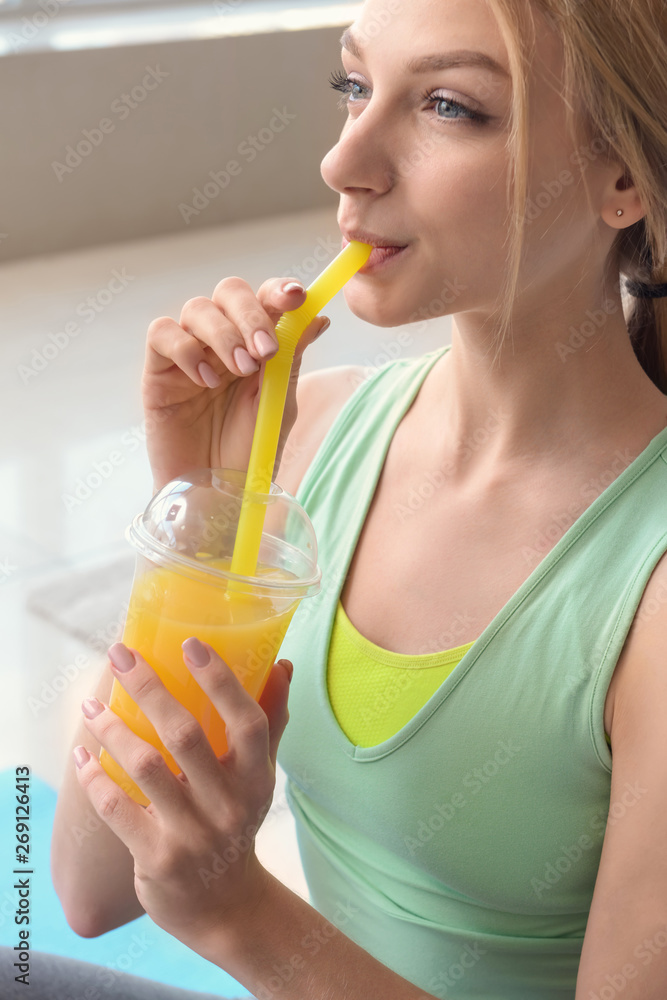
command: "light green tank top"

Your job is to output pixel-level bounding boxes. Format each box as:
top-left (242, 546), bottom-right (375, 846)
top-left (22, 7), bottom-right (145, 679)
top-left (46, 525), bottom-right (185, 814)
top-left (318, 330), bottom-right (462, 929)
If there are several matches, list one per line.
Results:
top-left (277, 345), bottom-right (667, 999)
top-left (327, 600), bottom-right (614, 749)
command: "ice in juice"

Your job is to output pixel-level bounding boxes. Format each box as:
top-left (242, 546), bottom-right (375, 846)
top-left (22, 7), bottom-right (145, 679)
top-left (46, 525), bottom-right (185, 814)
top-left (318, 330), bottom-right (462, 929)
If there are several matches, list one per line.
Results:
top-left (100, 559), bottom-right (299, 806)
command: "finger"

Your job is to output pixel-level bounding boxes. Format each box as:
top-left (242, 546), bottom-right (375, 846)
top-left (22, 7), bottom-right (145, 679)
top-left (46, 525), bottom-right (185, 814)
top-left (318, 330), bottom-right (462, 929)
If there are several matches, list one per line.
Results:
top-left (99, 643), bottom-right (224, 811)
top-left (182, 638), bottom-right (271, 781)
top-left (254, 276), bottom-right (308, 330)
top-left (180, 292), bottom-right (266, 377)
top-left (212, 276), bottom-right (305, 365)
top-left (73, 744), bottom-right (154, 856)
top-left (145, 315), bottom-right (233, 388)
top-left (293, 314), bottom-right (331, 367)
top-left (257, 660), bottom-right (291, 769)
top-left (80, 693), bottom-right (187, 820)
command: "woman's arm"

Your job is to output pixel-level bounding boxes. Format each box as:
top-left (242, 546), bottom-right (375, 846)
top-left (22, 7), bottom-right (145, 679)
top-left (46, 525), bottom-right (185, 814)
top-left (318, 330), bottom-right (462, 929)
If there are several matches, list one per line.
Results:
top-left (207, 870), bottom-right (438, 1000)
top-left (50, 660), bottom-right (146, 937)
top-left (575, 553), bottom-right (667, 998)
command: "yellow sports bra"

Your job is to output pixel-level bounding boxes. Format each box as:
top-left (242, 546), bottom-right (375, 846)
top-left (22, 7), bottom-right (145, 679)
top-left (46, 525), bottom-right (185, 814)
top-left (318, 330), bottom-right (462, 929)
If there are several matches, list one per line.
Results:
top-left (327, 600), bottom-right (613, 750)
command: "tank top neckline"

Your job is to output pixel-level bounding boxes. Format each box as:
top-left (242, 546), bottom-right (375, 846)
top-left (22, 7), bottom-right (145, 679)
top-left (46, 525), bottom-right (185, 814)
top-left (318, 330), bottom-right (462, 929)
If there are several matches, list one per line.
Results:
top-left (303, 346), bottom-right (667, 762)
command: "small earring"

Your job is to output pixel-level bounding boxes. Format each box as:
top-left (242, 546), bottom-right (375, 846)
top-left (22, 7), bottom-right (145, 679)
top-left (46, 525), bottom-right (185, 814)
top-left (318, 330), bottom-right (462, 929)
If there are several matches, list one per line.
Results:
top-left (616, 209), bottom-right (624, 217)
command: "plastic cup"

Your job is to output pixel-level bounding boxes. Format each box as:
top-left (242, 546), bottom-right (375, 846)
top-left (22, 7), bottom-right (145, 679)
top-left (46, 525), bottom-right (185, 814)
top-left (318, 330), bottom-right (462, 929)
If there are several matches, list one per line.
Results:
top-left (99, 468), bottom-right (320, 806)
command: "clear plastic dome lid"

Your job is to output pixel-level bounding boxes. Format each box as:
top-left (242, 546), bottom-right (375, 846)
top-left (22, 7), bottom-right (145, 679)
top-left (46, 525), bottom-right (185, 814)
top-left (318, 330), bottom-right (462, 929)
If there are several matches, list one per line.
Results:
top-left (127, 468), bottom-right (321, 598)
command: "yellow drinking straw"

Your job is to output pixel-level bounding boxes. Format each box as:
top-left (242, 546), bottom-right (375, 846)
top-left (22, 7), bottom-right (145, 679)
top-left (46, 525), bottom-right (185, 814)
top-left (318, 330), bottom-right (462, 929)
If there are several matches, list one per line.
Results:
top-left (230, 240), bottom-right (372, 579)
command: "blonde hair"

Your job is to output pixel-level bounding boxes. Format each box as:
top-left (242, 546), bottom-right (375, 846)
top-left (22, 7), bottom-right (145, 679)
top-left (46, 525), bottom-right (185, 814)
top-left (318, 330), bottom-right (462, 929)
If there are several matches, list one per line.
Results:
top-left (487, 0), bottom-right (667, 392)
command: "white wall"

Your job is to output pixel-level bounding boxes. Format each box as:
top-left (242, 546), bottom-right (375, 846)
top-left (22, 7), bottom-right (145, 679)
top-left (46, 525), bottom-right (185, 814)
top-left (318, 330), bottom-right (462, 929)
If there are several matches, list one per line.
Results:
top-left (0, 21), bottom-right (347, 261)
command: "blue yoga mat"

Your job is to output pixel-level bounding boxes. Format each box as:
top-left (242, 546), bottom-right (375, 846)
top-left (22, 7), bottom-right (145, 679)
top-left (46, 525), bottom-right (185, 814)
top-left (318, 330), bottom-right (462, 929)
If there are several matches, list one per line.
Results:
top-left (0, 767), bottom-right (245, 996)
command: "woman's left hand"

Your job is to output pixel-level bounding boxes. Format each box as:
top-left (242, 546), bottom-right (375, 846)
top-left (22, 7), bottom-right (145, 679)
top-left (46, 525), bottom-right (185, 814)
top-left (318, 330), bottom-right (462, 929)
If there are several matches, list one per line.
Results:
top-left (74, 638), bottom-right (292, 957)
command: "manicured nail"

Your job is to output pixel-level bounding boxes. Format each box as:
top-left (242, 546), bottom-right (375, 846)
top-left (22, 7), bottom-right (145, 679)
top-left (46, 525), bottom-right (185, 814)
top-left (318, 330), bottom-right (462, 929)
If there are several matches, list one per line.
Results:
top-left (314, 317), bottom-right (331, 340)
top-left (282, 281), bottom-right (305, 294)
top-left (198, 361), bottom-right (221, 388)
top-left (253, 330), bottom-right (278, 358)
top-left (82, 697), bottom-right (104, 719)
top-left (278, 659), bottom-right (294, 683)
top-left (233, 346), bottom-right (260, 375)
top-left (73, 745), bottom-right (90, 769)
top-left (109, 643), bottom-right (135, 672)
top-left (183, 637), bottom-right (210, 668)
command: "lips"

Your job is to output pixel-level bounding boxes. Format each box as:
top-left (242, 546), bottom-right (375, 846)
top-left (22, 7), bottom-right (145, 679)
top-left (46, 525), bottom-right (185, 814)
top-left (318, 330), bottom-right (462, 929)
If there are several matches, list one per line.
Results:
top-left (341, 230), bottom-right (410, 273)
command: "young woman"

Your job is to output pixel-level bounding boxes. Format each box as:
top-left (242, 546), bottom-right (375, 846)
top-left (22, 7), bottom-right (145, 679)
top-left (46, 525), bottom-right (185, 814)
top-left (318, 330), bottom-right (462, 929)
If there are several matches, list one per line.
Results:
top-left (45, 0), bottom-right (667, 998)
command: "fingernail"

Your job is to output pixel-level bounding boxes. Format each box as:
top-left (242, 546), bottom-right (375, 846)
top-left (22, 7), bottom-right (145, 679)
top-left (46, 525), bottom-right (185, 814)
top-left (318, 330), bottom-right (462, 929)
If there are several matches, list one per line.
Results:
top-left (282, 281), bottom-right (305, 294)
top-left (183, 637), bottom-right (210, 668)
top-left (109, 643), bottom-right (135, 672)
top-left (73, 745), bottom-right (90, 769)
top-left (198, 361), bottom-right (221, 388)
top-left (82, 697), bottom-right (104, 719)
top-left (314, 318), bottom-right (331, 340)
top-left (253, 330), bottom-right (278, 358)
top-left (233, 346), bottom-right (260, 375)
top-left (278, 659), bottom-right (294, 683)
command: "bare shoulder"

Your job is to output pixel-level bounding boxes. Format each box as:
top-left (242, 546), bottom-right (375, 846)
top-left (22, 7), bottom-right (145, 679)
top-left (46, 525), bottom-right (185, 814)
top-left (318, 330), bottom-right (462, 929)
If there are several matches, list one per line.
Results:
top-left (278, 364), bottom-right (371, 497)
top-left (606, 547), bottom-right (667, 741)
top-left (577, 548), bottom-right (667, 984)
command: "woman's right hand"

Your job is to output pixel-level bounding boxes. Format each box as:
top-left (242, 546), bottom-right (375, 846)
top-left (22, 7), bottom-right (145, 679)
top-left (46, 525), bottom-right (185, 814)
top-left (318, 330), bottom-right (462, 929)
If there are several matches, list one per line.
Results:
top-left (142, 276), bottom-right (329, 492)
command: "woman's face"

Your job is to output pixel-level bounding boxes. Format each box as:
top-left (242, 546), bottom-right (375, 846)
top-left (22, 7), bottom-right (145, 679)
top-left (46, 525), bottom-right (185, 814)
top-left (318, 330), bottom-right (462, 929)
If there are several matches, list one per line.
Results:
top-left (321, 0), bottom-right (617, 330)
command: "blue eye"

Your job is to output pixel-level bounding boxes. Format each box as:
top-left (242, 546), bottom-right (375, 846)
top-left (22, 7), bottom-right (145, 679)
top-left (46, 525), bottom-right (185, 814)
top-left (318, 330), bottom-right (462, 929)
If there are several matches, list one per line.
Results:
top-left (328, 69), bottom-right (487, 126)
top-left (328, 70), bottom-right (369, 105)
top-left (422, 93), bottom-right (488, 124)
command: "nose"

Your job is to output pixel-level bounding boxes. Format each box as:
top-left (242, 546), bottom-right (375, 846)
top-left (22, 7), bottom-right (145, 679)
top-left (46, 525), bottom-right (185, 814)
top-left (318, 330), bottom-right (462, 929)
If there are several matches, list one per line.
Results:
top-left (320, 107), bottom-right (395, 197)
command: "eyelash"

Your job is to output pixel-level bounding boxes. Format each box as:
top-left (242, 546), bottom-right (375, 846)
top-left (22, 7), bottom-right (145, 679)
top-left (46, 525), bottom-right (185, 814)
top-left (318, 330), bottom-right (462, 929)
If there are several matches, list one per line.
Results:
top-left (327, 69), bottom-right (487, 125)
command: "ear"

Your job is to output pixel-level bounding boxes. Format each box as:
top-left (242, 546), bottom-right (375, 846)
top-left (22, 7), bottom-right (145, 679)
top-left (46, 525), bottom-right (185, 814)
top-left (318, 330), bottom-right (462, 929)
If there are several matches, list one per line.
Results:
top-left (602, 167), bottom-right (645, 229)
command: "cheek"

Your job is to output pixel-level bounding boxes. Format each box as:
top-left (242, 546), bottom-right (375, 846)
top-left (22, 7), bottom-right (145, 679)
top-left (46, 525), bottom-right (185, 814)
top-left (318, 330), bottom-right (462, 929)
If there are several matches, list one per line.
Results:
top-left (414, 155), bottom-right (512, 272)
top-left (412, 148), bottom-right (510, 233)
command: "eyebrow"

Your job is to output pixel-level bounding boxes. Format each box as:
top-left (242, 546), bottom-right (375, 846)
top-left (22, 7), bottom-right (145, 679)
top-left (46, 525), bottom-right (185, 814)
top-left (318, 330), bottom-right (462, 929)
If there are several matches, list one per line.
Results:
top-left (339, 27), bottom-right (510, 80)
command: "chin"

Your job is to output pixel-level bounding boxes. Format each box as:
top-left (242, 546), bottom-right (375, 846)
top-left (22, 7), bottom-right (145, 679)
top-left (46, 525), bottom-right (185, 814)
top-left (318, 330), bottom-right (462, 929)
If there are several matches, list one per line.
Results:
top-left (344, 289), bottom-right (415, 329)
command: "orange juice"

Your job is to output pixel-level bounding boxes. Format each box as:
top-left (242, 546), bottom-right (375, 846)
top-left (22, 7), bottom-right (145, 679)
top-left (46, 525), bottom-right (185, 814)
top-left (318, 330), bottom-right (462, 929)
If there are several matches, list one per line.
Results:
top-left (100, 559), bottom-right (299, 806)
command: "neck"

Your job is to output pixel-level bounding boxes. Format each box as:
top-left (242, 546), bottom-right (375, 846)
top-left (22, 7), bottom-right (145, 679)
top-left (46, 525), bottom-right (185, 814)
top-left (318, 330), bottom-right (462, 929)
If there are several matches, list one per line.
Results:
top-left (430, 282), bottom-right (667, 479)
